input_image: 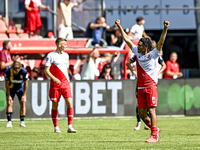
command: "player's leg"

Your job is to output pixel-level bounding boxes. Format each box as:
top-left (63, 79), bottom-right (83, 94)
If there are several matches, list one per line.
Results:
top-left (145, 87), bottom-right (160, 143)
top-left (64, 97), bottom-right (76, 133)
top-left (62, 81), bottom-right (76, 133)
top-left (144, 108), bottom-right (151, 130)
top-left (134, 105), bottom-right (141, 130)
top-left (17, 91), bottom-right (26, 127)
top-left (49, 88), bottom-right (61, 133)
top-left (6, 91), bottom-right (14, 127)
top-left (137, 89), bottom-right (151, 128)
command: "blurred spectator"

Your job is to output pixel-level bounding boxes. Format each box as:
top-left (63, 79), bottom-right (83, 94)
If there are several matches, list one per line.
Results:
top-left (110, 28), bottom-right (123, 47)
top-left (98, 63), bottom-right (114, 80)
top-left (128, 17), bottom-right (150, 40)
top-left (164, 52), bottom-right (183, 79)
top-left (81, 47), bottom-right (101, 80)
top-left (58, 0), bottom-right (86, 39)
top-left (37, 64), bottom-right (48, 80)
top-left (30, 67), bottom-right (39, 80)
top-left (68, 64), bottom-right (81, 80)
top-left (24, 0), bottom-right (49, 36)
top-left (0, 40), bottom-right (20, 81)
top-left (84, 16), bottom-right (116, 47)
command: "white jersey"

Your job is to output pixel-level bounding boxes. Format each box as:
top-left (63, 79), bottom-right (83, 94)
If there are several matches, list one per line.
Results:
top-left (45, 51), bottom-right (70, 84)
top-left (131, 44), bottom-right (161, 88)
top-left (130, 24), bottom-right (144, 39)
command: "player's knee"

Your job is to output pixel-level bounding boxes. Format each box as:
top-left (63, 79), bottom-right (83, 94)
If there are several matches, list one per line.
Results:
top-left (52, 102), bottom-right (58, 109)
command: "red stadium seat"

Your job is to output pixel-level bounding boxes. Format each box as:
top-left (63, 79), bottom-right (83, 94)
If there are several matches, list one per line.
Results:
top-left (19, 33), bottom-right (29, 39)
top-left (0, 33), bottom-right (8, 39)
top-left (9, 33), bottom-right (19, 39)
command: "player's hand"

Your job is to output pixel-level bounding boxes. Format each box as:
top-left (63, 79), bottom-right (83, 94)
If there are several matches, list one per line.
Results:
top-left (21, 95), bottom-right (26, 102)
top-left (164, 20), bottom-right (170, 28)
top-left (6, 95), bottom-right (12, 104)
top-left (53, 78), bottom-right (61, 85)
top-left (115, 20), bottom-right (120, 26)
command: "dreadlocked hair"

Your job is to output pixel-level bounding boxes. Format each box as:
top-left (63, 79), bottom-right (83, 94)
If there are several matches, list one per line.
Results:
top-left (139, 37), bottom-right (152, 53)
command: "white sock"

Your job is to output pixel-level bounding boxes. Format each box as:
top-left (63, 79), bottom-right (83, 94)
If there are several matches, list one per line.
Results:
top-left (68, 125), bottom-right (72, 128)
top-left (54, 126), bottom-right (59, 130)
top-left (8, 121), bottom-right (11, 123)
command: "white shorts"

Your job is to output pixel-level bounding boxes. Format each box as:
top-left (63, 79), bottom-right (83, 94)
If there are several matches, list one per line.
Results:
top-left (58, 24), bottom-right (73, 39)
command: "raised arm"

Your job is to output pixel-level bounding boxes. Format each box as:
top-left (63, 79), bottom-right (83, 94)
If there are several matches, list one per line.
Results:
top-left (157, 20), bottom-right (170, 51)
top-left (115, 20), bottom-right (134, 50)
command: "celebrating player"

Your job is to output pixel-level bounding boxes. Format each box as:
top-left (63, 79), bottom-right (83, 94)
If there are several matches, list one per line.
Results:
top-left (4, 61), bottom-right (29, 127)
top-left (116, 19), bottom-right (170, 142)
top-left (127, 49), bottom-right (166, 130)
top-left (45, 38), bottom-right (76, 133)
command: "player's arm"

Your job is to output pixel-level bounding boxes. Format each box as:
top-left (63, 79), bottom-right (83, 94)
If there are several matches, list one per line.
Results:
top-left (158, 61), bottom-right (166, 75)
top-left (157, 20), bottom-right (170, 51)
top-left (45, 66), bottom-right (61, 85)
top-left (126, 62), bottom-right (137, 77)
top-left (115, 20), bottom-right (134, 50)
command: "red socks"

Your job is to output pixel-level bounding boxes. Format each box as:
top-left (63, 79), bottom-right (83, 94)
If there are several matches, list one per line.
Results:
top-left (67, 107), bottom-right (74, 125)
top-left (51, 109), bottom-right (58, 127)
top-left (151, 126), bottom-right (157, 136)
top-left (146, 122), bottom-right (152, 128)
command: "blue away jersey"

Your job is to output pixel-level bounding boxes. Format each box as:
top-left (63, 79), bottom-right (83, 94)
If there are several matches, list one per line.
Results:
top-left (4, 67), bottom-right (28, 92)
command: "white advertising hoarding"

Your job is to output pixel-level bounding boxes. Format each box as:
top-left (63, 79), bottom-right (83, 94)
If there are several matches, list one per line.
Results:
top-left (105, 0), bottom-right (196, 30)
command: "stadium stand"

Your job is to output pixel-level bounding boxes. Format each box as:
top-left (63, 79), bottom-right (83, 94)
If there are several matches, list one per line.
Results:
top-left (0, 33), bottom-right (8, 39)
top-left (9, 33), bottom-right (19, 39)
top-left (19, 33), bottom-right (29, 39)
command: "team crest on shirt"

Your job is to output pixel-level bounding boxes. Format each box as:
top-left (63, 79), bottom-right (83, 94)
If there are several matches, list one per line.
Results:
top-left (20, 75), bottom-right (23, 79)
top-left (152, 97), bottom-right (156, 104)
top-left (147, 55), bottom-right (150, 58)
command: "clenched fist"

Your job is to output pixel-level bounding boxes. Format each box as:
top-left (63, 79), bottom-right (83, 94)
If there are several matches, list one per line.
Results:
top-left (164, 20), bottom-right (170, 28)
top-left (115, 20), bottom-right (121, 26)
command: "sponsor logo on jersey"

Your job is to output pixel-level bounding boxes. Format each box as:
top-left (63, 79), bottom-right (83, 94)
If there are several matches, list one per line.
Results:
top-left (51, 98), bottom-right (57, 100)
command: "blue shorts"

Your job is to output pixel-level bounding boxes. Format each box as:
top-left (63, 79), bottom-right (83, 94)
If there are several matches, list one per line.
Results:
top-left (9, 90), bottom-right (23, 101)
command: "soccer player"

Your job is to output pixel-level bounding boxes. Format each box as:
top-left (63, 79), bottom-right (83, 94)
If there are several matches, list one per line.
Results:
top-left (45, 38), bottom-right (76, 133)
top-left (4, 61), bottom-right (29, 127)
top-left (116, 19), bottom-right (170, 142)
top-left (127, 52), bottom-right (166, 130)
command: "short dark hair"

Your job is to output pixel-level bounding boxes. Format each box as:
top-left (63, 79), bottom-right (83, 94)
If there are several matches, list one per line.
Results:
top-left (136, 17), bottom-right (144, 23)
top-left (3, 40), bottom-right (10, 48)
top-left (55, 38), bottom-right (67, 46)
top-left (139, 37), bottom-right (152, 53)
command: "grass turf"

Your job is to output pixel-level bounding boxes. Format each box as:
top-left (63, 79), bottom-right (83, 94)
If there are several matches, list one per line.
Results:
top-left (0, 116), bottom-right (199, 150)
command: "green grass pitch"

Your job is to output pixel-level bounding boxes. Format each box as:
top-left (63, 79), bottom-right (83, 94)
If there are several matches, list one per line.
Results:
top-left (0, 116), bottom-right (199, 150)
